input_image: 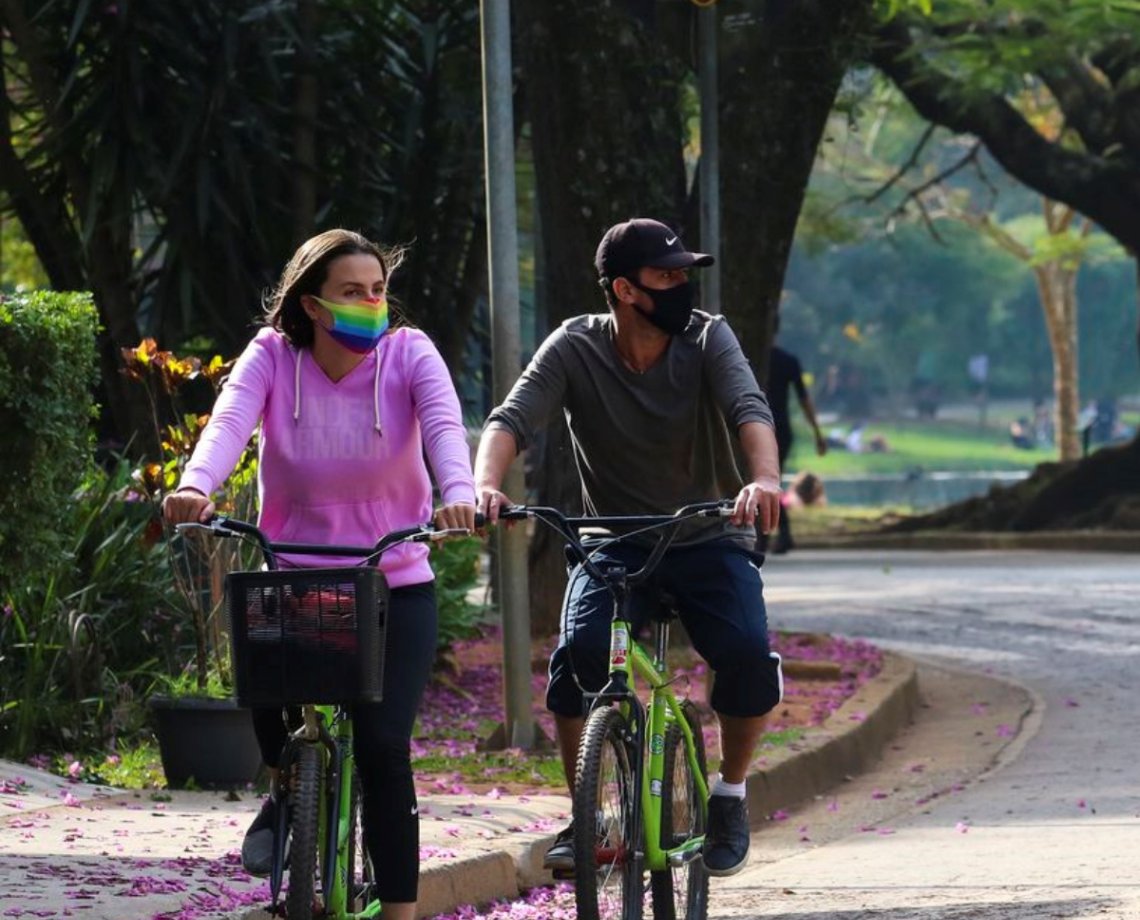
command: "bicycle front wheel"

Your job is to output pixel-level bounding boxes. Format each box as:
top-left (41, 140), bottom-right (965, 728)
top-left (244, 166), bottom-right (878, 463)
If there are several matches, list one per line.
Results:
top-left (650, 701), bottom-right (709, 920)
top-left (286, 742), bottom-right (323, 920)
top-left (574, 706), bottom-right (643, 920)
top-left (346, 771), bottom-right (377, 910)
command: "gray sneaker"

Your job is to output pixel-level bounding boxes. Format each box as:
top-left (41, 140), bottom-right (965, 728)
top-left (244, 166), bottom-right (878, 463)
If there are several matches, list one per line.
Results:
top-left (702, 795), bottom-right (750, 876)
top-left (543, 823), bottom-right (575, 872)
top-left (241, 796), bottom-right (280, 877)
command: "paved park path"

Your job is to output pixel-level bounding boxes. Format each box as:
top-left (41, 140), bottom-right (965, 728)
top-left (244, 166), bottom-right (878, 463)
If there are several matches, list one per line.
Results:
top-left (714, 548), bottom-right (1140, 919)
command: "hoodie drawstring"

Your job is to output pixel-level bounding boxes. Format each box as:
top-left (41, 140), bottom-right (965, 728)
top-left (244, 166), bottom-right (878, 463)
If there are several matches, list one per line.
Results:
top-left (292, 341), bottom-right (385, 437)
top-left (372, 344), bottom-right (384, 435)
top-left (293, 348), bottom-right (302, 422)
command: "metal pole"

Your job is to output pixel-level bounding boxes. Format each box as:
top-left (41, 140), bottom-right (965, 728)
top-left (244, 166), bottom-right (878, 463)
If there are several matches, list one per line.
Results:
top-left (698, 1), bottom-right (722, 315)
top-left (480, 0), bottom-right (534, 749)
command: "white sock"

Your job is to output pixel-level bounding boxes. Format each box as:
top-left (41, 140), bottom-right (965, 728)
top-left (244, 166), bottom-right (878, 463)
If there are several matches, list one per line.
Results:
top-left (711, 774), bottom-right (747, 799)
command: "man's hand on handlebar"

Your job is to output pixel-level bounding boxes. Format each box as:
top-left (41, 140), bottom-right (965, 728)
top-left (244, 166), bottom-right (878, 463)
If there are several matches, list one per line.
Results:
top-left (476, 485), bottom-right (514, 526)
top-left (731, 479), bottom-right (782, 532)
top-left (433, 501), bottom-right (477, 534)
top-left (162, 487), bottom-right (215, 525)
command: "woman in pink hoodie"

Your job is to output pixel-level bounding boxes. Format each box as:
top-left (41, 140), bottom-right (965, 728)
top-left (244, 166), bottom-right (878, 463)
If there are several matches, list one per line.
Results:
top-left (163, 228), bottom-right (476, 920)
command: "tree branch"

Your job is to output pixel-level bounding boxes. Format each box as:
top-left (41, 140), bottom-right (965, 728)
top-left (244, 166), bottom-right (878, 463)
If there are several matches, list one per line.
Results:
top-left (887, 140), bottom-right (981, 235)
top-left (870, 18), bottom-right (1140, 253)
top-left (863, 122), bottom-right (935, 205)
top-left (1038, 58), bottom-right (1119, 156)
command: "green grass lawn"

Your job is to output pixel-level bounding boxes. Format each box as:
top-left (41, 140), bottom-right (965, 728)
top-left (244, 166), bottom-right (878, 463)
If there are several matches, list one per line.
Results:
top-left (788, 418), bottom-right (1056, 476)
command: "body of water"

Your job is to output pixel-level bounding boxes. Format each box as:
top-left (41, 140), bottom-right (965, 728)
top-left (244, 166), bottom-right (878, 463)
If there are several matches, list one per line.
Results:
top-left (792, 470), bottom-right (1031, 509)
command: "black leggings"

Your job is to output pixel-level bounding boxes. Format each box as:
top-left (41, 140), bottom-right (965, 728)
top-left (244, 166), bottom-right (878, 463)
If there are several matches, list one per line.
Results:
top-left (251, 581), bottom-right (437, 904)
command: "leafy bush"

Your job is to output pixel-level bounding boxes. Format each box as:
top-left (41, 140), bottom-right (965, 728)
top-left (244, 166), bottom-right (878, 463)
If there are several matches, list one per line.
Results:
top-left (0, 460), bottom-right (181, 759)
top-left (430, 536), bottom-right (488, 655)
top-left (0, 291), bottom-right (99, 599)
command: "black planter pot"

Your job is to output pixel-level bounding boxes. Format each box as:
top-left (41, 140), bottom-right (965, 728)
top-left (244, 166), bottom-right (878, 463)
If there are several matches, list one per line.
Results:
top-left (148, 695), bottom-right (263, 789)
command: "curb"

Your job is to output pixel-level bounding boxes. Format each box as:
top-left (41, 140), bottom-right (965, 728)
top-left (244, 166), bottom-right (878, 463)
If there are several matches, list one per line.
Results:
top-left (798, 530), bottom-right (1140, 553)
top-left (745, 651), bottom-right (918, 822)
top-left (415, 651), bottom-right (920, 917)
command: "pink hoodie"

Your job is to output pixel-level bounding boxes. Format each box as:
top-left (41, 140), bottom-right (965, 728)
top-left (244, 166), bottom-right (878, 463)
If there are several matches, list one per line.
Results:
top-left (179, 326), bottom-right (476, 586)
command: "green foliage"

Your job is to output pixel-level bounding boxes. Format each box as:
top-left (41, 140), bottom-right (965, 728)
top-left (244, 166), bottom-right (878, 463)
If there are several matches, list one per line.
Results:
top-left (0, 460), bottom-right (180, 760)
top-left (430, 536), bottom-right (488, 655)
top-left (0, 212), bottom-right (48, 292)
top-left (3, 1), bottom-right (486, 365)
top-left (149, 662), bottom-right (232, 701)
top-left (118, 337), bottom-right (257, 694)
top-left (788, 418), bottom-right (1054, 476)
top-left (789, 77), bottom-right (1140, 408)
top-left (0, 292), bottom-right (99, 600)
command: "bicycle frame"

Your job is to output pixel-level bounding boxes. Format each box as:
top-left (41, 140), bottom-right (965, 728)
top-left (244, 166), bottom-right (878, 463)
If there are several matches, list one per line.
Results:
top-left (317, 704), bottom-right (380, 919)
top-left (600, 586), bottom-right (710, 874)
top-left (499, 502), bottom-right (728, 876)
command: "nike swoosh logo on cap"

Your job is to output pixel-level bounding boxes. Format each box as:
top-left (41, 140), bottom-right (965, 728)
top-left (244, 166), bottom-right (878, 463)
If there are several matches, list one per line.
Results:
top-left (665, 235), bottom-right (678, 245)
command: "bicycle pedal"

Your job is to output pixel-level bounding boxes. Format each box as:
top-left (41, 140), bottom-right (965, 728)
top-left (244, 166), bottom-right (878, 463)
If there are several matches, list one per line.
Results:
top-left (551, 867), bottom-right (576, 881)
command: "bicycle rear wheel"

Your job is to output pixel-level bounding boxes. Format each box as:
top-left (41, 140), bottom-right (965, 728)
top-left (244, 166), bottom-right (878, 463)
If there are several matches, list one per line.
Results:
top-left (286, 743), bottom-right (323, 920)
top-left (574, 706), bottom-right (643, 920)
top-left (650, 701), bottom-right (709, 920)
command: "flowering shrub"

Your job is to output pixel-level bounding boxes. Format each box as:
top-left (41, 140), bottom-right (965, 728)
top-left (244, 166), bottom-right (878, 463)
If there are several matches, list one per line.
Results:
top-left (119, 338), bottom-right (254, 696)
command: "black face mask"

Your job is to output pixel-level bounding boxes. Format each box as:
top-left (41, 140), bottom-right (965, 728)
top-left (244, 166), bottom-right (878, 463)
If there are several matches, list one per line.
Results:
top-left (628, 278), bottom-right (695, 335)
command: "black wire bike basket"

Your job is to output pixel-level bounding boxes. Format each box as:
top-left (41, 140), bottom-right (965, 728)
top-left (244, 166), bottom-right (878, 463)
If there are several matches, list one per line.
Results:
top-left (226, 567), bottom-right (388, 707)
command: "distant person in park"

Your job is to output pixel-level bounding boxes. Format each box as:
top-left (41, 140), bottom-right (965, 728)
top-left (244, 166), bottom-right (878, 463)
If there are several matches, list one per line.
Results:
top-left (162, 229), bottom-right (476, 920)
top-left (765, 314), bottom-right (827, 554)
top-left (1010, 417), bottom-right (1034, 450)
top-left (784, 470), bottom-right (827, 510)
top-left (475, 218), bottom-right (784, 878)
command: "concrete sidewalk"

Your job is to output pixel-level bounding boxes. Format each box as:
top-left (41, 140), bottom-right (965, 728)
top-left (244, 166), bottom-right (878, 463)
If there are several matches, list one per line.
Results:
top-left (1, 653), bottom-right (917, 920)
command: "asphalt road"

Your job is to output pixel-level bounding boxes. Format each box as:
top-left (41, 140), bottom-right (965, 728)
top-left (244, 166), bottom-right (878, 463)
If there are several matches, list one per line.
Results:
top-left (713, 549), bottom-right (1140, 920)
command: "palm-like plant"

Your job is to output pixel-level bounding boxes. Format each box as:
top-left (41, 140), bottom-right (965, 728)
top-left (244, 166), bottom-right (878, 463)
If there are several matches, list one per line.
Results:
top-left (2, 0), bottom-right (487, 445)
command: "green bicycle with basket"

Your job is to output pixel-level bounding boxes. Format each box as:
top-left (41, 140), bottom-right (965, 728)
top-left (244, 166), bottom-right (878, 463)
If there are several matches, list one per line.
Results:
top-left (179, 515), bottom-right (464, 920)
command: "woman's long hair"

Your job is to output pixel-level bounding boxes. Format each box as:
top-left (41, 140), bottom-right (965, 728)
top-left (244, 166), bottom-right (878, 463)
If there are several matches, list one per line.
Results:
top-left (263, 229), bottom-right (407, 348)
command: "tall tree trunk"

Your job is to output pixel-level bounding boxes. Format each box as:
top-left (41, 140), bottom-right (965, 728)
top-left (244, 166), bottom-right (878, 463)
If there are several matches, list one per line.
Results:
top-left (1035, 263), bottom-right (1081, 461)
top-left (720, 0), bottom-right (875, 376)
top-left (516, 0), bottom-right (687, 636)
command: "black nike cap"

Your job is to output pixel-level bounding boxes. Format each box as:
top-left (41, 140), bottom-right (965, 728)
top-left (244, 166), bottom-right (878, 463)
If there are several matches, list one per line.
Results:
top-left (594, 218), bottom-right (714, 280)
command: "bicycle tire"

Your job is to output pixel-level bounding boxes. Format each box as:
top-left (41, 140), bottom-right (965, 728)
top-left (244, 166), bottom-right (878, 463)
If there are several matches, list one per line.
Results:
top-left (286, 743), bottom-right (323, 920)
top-left (574, 706), bottom-right (643, 920)
top-left (650, 701), bottom-right (709, 920)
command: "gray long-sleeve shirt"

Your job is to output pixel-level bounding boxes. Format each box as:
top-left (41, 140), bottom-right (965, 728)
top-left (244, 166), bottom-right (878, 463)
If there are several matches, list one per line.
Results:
top-left (485, 311), bottom-right (774, 546)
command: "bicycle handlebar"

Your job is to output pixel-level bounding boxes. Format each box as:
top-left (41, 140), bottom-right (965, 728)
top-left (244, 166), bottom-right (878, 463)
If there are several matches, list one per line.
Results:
top-left (174, 516), bottom-right (468, 570)
top-left (496, 500), bottom-right (735, 588)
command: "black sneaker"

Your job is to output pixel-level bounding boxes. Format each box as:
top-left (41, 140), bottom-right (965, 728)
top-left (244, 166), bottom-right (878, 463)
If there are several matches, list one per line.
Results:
top-left (241, 795), bottom-right (280, 877)
top-left (543, 822), bottom-right (575, 872)
top-left (703, 795), bottom-right (750, 877)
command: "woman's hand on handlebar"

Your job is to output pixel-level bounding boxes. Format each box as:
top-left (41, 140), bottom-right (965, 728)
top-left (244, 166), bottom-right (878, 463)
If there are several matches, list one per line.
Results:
top-left (162, 487), bottom-right (215, 525)
top-left (433, 501), bottom-right (477, 534)
top-left (731, 479), bottom-right (782, 532)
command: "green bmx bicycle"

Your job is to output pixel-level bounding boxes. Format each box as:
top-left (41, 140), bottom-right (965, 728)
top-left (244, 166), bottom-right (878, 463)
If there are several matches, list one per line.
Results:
top-left (179, 516), bottom-right (461, 920)
top-left (500, 501), bottom-right (733, 920)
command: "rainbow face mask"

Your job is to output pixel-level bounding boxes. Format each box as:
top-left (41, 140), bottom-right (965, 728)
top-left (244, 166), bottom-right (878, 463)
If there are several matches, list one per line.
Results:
top-left (313, 296), bottom-right (390, 353)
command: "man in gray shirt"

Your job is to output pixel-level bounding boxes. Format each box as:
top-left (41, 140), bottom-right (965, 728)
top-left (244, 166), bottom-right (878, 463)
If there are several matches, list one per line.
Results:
top-left (475, 218), bottom-right (783, 877)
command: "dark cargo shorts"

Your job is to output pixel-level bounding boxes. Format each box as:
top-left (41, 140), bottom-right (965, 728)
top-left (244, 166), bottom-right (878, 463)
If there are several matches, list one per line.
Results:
top-left (546, 539), bottom-right (783, 719)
